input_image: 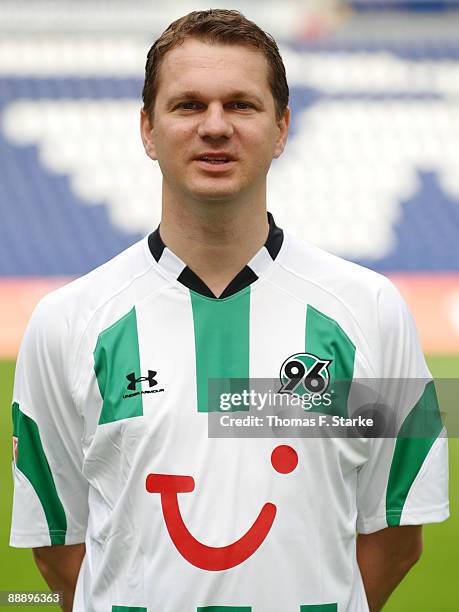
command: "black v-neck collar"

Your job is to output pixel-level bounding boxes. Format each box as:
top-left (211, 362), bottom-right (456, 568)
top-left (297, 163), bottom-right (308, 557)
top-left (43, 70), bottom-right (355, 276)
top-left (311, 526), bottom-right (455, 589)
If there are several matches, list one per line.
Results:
top-left (148, 212), bottom-right (283, 299)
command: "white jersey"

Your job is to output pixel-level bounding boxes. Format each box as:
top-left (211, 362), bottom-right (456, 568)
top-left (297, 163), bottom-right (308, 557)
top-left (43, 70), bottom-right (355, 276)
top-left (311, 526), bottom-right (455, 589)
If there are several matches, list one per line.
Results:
top-left (10, 215), bottom-right (448, 612)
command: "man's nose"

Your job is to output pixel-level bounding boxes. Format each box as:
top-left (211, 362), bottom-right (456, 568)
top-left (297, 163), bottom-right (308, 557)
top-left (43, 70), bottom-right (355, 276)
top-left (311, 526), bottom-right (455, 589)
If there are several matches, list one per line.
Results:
top-left (197, 103), bottom-right (234, 139)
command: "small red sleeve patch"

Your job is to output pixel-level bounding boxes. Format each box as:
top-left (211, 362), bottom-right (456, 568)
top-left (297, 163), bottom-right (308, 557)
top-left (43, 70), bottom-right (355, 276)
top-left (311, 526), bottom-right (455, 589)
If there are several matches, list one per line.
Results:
top-left (12, 436), bottom-right (18, 465)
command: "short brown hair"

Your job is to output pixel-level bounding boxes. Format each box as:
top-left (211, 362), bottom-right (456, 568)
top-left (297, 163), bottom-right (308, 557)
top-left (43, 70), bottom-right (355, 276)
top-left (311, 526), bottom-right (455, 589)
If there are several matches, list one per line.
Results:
top-left (142, 9), bottom-right (289, 121)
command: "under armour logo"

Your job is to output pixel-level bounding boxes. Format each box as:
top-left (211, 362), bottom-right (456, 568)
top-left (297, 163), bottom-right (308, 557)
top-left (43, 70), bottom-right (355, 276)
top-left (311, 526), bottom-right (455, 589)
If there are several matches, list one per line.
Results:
top-left (126, 370), bottom-right (158, 391)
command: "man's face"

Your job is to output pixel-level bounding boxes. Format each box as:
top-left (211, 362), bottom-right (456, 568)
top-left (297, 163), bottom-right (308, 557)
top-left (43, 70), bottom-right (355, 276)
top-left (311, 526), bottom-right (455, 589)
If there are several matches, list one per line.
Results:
top-left (141, 38), bottom-right (289, 204)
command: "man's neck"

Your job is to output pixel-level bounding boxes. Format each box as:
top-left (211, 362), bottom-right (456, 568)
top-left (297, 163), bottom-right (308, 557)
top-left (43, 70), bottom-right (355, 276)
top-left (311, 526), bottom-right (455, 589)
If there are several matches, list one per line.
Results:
top-left (159, 196), bottom-right (269, 298)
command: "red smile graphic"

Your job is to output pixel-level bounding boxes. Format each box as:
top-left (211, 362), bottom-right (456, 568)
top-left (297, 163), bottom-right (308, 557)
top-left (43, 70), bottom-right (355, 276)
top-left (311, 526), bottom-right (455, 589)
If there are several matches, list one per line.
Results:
top-left (146, 444), bottom-right (298, 571)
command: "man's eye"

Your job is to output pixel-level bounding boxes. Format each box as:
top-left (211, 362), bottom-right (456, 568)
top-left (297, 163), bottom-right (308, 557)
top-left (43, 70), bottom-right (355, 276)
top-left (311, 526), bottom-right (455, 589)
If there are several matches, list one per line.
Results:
top-left (232, 102), bottom-right (253, 110)
top-left (178, 102), bottom-right (201, 110)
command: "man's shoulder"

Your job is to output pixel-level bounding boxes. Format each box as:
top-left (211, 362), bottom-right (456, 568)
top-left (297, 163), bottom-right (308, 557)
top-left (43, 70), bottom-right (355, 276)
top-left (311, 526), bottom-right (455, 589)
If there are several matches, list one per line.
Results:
top-left (273, 233), bottom-right (417, 375)
top-left (277, 232), bottom-right (395, 304)
top-left (28, 237), bottom-right (164, 339)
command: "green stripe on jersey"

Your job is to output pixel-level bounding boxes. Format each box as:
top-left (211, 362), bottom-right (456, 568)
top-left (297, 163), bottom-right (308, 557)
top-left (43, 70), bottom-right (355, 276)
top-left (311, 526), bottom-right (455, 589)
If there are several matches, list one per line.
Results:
top-left (191, 288), bottom-right (250, 412)
top-left (305, 305), bottom-right (355, 417)
top-left (112, 607), bottom-right (147, 612)
top-left (386, 381), bottom-right (443, 526)
top-left (300, 605), bottom-right (337, 611)
top-left (94, 306), bottom-right (142, 424)
top-left (12, 402), bottom-right (67, 545)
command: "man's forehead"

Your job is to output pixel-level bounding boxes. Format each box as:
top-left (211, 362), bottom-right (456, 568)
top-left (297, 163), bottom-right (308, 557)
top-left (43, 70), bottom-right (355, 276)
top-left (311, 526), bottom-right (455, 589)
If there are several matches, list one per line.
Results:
top-left (161, 39), bottom-right (268, 76)
top-left (158, 39), bottom-right (270, 98)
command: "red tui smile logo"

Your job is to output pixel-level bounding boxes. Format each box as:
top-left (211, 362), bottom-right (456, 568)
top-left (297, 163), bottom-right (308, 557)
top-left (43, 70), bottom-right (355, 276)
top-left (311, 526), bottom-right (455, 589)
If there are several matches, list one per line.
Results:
top-left (146, 444), bottom-right (298, 571)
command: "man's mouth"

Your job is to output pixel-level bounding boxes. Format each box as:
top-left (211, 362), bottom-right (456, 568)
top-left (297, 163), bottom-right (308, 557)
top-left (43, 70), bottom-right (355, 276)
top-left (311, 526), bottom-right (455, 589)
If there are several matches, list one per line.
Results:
top-left (199, 157), bottom-right (230, 165)
top-left (195, 153), bottom-right (236, 166)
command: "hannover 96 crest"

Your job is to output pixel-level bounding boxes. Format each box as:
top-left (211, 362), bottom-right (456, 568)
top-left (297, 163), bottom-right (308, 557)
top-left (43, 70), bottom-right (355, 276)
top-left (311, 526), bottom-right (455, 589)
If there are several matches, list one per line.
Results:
top-left (279, 353), bottom-right (332, 396)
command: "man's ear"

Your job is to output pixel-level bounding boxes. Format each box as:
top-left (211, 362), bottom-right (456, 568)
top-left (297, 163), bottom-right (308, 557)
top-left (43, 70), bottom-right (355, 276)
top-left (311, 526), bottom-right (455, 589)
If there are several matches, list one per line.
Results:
top-left (140, 108), bottom-right (157, 161)
top-left (273, 106), bottom-right (290, 160)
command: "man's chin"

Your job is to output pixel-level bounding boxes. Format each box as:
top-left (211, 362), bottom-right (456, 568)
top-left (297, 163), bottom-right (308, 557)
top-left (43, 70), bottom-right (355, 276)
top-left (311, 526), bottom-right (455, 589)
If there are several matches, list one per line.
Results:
top-left (188, 185), bottom-right (241, 203)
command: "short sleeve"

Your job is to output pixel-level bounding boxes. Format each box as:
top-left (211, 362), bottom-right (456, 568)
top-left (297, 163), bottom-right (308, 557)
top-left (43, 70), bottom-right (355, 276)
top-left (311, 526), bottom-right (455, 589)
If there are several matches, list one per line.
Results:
top-left (10, 293), bottom-right (89, 547)
top-left (356, 278), bottom-right (449, 534)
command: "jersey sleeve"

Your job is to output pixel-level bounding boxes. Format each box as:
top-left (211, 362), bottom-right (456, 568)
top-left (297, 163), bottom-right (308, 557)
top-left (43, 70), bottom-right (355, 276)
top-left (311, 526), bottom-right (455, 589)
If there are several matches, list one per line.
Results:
top-left (10, 293), bottom-right (89, 547)
top-left (356, 278), bottom-right (449, 534)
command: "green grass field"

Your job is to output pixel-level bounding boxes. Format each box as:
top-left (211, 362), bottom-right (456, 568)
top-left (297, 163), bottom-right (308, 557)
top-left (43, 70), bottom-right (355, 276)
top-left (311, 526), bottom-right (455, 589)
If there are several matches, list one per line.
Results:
top-left (0, 356), bottom-right (457, 611)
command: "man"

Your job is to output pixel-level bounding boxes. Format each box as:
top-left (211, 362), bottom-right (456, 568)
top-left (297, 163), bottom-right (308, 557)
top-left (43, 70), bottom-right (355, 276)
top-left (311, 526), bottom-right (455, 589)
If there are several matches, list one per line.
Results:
top-left (10, 9), bottom-right (448, 612)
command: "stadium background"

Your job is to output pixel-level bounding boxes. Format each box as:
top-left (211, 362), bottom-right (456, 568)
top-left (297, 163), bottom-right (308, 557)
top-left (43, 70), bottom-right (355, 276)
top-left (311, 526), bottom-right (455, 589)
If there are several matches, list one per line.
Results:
top-left (0, 0), bottom-right (457, 609)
